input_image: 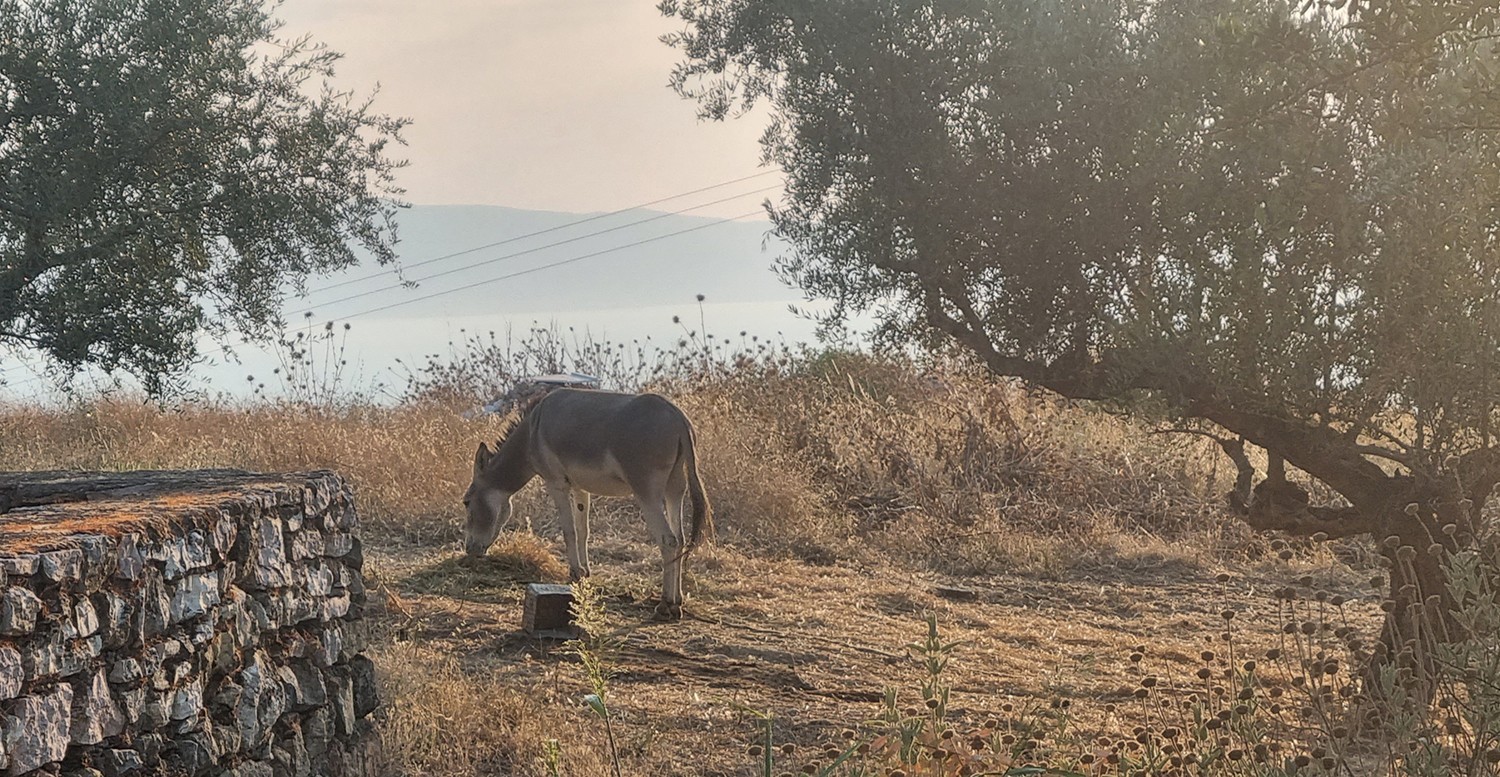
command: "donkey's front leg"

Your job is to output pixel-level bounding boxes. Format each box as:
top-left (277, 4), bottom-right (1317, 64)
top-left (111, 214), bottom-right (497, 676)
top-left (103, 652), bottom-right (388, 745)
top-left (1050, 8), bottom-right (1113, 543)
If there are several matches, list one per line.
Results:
top-left (548, 485), bottom-right (589, 581)
top-left (573, 491), bottom-right (592, 579)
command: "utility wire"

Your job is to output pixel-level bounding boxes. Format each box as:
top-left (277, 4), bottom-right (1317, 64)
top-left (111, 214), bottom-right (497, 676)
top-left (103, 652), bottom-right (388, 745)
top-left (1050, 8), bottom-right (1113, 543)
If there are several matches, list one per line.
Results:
top-left (0, 171), bottom-right (779, 383)
top-left (334, 209), bottom-right (766, 322)
top-left (306, 169), bottom-right (778, 297)
top-left (291, 185), bottom-right (776, 316)
top-left (2, 208), bottom-right (769, 391)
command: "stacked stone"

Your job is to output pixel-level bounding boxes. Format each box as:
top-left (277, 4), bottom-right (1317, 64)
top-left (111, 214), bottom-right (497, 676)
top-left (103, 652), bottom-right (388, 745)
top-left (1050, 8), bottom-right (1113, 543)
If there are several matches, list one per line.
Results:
top-left (0, 470), bottom-right (379, 777)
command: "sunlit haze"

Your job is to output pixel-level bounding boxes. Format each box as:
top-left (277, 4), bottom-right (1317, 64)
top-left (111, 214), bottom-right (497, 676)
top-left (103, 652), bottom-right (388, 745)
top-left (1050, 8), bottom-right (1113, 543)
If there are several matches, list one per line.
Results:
top-left (276, 0), bottom-right (775, 218)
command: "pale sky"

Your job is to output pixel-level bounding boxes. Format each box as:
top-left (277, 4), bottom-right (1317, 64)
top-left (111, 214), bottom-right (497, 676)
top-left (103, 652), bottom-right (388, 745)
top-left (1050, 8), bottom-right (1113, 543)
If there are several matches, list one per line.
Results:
top-left (275, 0), bottom-right (776, 218)
top-left (4, 1), bottom-right (804, 400)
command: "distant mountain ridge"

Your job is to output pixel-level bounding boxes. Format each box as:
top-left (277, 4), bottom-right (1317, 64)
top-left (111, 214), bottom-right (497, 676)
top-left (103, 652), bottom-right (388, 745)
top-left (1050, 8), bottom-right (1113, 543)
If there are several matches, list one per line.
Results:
top-left (294, 203), bottom-right (795, 322)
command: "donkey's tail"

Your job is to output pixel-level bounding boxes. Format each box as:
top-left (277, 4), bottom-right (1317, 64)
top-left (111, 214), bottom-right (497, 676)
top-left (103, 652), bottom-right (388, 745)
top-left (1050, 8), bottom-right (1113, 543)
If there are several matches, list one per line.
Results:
top-left (682, 425), bottom-right (713, 551)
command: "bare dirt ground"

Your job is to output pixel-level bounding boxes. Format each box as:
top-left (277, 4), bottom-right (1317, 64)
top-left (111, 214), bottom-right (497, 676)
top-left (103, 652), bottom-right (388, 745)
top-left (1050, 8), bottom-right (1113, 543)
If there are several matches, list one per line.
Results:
top-left (362, 510), bottom-right (1385, 776)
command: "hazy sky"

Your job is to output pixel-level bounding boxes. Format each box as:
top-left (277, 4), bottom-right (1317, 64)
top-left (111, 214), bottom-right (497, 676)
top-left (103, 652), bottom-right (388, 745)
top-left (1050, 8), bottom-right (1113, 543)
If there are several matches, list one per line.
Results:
top-left (275, 0), bottom-right (776, 218)
top-left (4, 1), bottom-right (800, 399)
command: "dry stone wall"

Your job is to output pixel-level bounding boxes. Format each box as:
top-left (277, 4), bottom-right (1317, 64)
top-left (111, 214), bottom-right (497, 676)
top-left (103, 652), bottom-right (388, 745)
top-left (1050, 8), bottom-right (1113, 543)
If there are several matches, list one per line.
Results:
top-left (0, 470), bottom-right (378, 777)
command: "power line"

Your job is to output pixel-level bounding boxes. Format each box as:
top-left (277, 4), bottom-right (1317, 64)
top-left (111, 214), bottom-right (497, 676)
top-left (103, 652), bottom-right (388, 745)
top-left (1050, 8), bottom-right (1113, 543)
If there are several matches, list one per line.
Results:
top-left (0, 171), bottom-right (781, 383)
top-left (291, 185), bottom-right (776, 316)
top-left (336, 209), bottom-right (767, 322)
top-left (1, 208), bottom-right (769, 391)
top-left (306, 169), bottom-right (779, 297)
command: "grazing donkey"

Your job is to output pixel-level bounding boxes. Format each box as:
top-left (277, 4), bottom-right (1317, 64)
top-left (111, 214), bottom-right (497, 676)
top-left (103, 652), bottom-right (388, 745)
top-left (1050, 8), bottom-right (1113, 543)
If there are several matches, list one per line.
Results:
top-left (463, 388), bottom-right (712, 616)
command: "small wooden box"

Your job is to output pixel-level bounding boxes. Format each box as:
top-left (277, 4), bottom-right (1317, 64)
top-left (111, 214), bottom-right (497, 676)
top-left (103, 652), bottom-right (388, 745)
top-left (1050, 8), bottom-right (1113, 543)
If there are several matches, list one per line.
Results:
top-left (522, 583), bottom-right (576, 635)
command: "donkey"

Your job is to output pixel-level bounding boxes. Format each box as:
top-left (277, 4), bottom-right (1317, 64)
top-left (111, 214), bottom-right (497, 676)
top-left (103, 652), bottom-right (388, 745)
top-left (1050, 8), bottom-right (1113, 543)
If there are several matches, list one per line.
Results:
top-left (463, 388), bottom-right (712, 616)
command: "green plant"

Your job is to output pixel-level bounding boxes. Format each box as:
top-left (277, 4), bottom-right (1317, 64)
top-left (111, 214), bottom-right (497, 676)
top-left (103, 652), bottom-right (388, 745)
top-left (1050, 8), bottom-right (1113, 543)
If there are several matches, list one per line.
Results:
top-left (568, 579), bottom-right (623, 777)
top-left (540, 738), bottom-right (563, 777)
top-left (1347, 547), bottom-right (1500, 776)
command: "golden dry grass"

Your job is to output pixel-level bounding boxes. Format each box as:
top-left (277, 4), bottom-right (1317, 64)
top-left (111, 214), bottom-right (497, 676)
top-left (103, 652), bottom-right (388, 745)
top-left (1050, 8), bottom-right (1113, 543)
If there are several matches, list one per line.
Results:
top-left (0, 358), bottom-right (1384, 775)
top-left (0, 399), bottom-right (499, 543)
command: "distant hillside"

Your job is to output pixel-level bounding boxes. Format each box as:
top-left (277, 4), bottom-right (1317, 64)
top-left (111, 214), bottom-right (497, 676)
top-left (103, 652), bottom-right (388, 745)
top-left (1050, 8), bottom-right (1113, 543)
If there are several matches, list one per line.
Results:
top-left (291, 204), bottom-right (796, 321)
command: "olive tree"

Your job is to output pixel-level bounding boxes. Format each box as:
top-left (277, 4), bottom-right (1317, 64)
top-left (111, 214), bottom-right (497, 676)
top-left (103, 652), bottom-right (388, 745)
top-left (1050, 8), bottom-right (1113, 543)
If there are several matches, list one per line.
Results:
top-left (662, 0), bottom-right (1500, 694)
top-left (0, 0), bottom-right (407, 394)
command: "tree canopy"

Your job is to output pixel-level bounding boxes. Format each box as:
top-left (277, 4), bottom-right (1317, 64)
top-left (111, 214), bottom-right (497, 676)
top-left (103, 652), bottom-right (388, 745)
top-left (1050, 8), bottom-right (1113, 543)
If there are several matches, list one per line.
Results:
top-left (0, 0), bottom-right (407, 394)
top-left (663, 0), bottom-right (1500, 685)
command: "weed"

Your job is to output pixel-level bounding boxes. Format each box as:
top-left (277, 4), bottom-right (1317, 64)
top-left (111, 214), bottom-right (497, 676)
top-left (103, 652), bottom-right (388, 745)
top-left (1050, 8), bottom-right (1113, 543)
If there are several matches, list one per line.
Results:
top-left (569, 578), bottom-right (624, 777)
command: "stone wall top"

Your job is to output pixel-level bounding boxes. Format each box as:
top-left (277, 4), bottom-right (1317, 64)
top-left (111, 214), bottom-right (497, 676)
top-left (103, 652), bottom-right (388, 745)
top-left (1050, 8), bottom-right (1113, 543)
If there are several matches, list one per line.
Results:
top-left (0, 469), bottom-right (345, 556)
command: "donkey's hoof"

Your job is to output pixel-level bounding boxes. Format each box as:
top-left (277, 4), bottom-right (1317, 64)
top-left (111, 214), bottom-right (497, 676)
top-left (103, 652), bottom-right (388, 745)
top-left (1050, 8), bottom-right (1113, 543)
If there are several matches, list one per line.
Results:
top-left (652, 601), bottom-right (683, 621)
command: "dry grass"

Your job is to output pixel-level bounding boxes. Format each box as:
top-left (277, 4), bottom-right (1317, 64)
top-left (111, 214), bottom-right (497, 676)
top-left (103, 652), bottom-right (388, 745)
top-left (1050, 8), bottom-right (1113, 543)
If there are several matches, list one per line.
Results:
top-left (374, 640), bottom-right (631, 777)
top-left (677, 354), bottom-right (1257, 576)
top-left (0, 399), bottom-right (501, 544)
top-left (0, 353), bottom-right (1385, 775)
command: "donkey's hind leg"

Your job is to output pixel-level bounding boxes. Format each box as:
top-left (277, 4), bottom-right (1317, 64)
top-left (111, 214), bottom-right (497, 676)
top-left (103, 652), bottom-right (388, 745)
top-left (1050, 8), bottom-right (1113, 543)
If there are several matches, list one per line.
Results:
top-left (548, 485), bottom-right (589, 581)
top-left (664, 459), bottom-right (688, 542)
top-left (635, 488), bottom-right (684, 617)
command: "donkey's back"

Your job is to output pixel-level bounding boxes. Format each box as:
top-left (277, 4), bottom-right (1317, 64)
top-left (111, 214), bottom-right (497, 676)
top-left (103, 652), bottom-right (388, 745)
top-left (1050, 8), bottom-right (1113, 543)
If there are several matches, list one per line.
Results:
top-left (529, 389), bottom-right (694, 480)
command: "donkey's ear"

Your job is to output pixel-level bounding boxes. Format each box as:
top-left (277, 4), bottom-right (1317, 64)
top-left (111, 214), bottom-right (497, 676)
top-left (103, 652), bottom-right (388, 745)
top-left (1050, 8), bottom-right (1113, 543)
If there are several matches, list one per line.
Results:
top-left (474, 441), bottom-right (493, 468)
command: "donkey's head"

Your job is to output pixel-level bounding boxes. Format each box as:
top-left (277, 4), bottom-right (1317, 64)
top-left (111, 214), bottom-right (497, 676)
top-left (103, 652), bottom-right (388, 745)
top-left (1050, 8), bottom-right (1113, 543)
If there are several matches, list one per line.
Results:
top-left (463, 441), bottom-right (515, 557)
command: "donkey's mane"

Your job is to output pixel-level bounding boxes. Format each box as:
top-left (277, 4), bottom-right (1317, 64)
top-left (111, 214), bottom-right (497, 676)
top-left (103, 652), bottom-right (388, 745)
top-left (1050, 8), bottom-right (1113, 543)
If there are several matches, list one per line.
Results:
top-left (489, 388), bottom-right (552, 447)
